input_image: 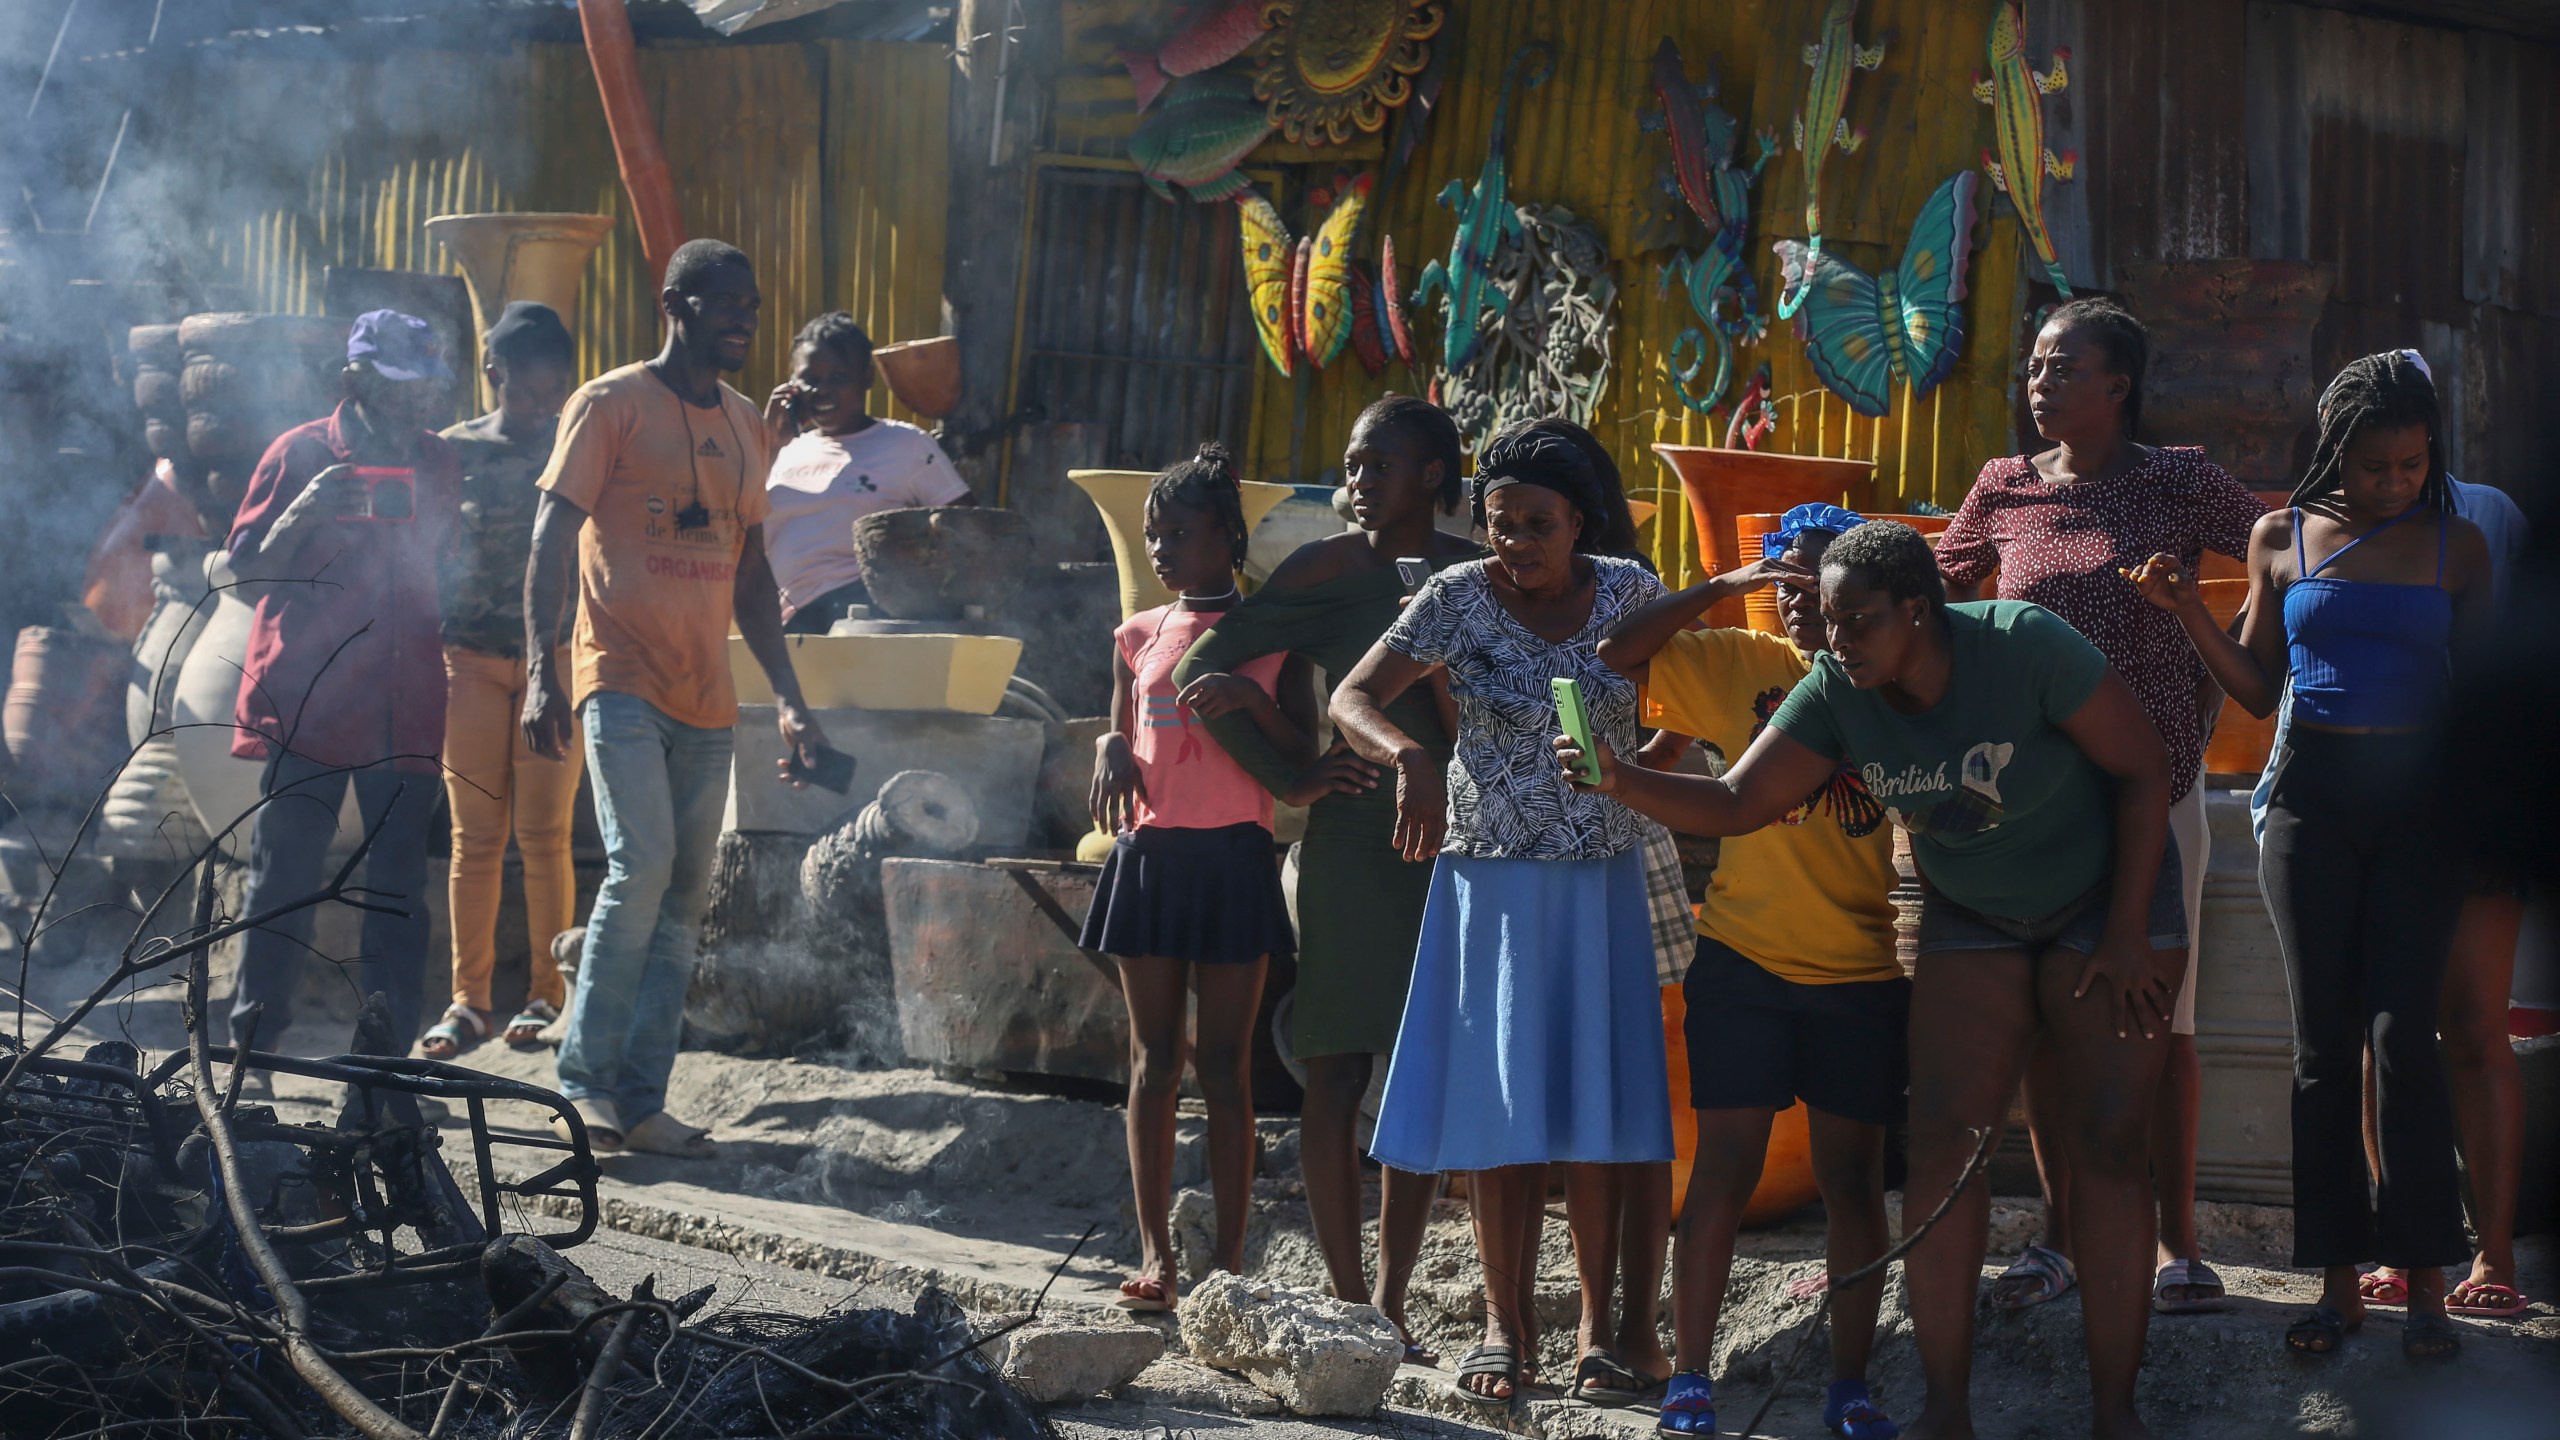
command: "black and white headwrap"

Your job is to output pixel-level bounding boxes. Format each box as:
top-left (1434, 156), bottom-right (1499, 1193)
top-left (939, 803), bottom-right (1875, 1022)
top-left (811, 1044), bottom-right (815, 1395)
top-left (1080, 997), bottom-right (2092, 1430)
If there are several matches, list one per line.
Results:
top-left (1469, 423), bottom-right (1615, 553)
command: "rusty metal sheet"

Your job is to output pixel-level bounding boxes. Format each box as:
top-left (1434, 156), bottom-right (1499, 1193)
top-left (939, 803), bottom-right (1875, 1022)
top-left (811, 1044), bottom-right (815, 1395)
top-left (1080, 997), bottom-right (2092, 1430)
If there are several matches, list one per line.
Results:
top-left (2462, 31), bottom-right (2560, 319)
top-left (2117, 260), bottom-right (2336, 487)
top-left (2040, 0), bottom-right (2247, 290)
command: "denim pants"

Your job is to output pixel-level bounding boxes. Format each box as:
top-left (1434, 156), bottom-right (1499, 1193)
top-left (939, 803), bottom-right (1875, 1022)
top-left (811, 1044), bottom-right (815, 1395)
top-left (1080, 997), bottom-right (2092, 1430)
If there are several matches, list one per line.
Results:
top-left (555, 691), bottom-right (733, 1122)
top-left (230, 750), bottom-right (437, 1053)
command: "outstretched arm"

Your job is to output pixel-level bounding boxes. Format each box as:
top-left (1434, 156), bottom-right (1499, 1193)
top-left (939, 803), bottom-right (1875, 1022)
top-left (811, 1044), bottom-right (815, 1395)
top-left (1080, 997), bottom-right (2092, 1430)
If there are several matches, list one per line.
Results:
top-left (2128, 511), bottom-right (2289, 717)
top-left (1555, 721), bottom-right (1834, 838)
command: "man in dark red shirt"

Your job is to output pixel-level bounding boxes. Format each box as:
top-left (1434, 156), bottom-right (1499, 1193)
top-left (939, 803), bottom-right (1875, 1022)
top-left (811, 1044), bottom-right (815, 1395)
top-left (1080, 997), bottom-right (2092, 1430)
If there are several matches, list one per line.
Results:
top-left (225, 310), bottom-right (462, 1056)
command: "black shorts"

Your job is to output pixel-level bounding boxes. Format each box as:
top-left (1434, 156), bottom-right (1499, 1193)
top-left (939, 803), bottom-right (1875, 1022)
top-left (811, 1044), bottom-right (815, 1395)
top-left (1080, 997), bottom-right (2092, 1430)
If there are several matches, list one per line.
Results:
top-left (1681, 936), bottom-right (1911, 1127)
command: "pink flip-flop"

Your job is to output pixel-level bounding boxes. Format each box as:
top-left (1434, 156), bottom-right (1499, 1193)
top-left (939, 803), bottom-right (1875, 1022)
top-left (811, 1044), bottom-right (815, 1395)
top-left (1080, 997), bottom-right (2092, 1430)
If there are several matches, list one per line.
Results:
top-left (2357, 1270), bottom-right (2410, 1309)
top-left (2447, 1281), bottom-right (2530, 1319)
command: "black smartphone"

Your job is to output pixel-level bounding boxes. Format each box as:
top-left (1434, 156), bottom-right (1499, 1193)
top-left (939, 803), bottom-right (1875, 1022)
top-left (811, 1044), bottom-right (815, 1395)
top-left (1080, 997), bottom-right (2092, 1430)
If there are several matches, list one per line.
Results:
top-left (788, 743), bottom-right (857, 795)
top-left (1394, 557), bottom-right (1431, 593)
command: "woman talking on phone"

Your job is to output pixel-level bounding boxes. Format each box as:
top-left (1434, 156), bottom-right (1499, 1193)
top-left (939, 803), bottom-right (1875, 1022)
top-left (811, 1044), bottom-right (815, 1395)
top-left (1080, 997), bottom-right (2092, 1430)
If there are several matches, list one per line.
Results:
top-left (1331, 421), bottom-right (1672, 1409)
top-left (1557, 519), bottom-right (2180, 1440)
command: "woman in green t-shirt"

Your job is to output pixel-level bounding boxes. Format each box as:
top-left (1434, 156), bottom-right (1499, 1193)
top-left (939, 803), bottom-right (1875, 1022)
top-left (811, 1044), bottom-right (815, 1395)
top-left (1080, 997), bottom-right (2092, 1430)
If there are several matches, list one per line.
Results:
top-left (1557, 520), bottom-right (2181, 1440)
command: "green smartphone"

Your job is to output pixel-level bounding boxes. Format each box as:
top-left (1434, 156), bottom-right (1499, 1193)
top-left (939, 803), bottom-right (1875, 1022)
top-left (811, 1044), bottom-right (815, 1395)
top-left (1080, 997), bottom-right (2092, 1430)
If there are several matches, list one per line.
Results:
top-left (1551, 676), bottom-right (1600, 786)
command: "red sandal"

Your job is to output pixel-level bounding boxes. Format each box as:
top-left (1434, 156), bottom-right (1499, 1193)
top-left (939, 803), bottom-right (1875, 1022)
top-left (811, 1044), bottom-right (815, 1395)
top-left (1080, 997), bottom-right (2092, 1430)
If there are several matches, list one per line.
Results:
top-left (2447, 1281), bottom-right (2530, 1318)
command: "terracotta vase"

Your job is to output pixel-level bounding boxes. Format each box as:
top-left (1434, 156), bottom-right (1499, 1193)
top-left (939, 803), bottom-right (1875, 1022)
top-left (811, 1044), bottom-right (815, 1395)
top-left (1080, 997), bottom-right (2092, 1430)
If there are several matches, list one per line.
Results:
top-left (871, 336), bottom-right (962, 419)
top-left (178, 313), bottom-right (344, 533)
top-left (4, 627), bottom-right (131, 805)
top-left (1654, 446), bottom-right (1873, 627)
top-left (424, 213), bottom-right (614, 407)
top-left (2198, 578), bottom-right (2276, 779)
top-left (1068, 470), bottom-right (1298, 620)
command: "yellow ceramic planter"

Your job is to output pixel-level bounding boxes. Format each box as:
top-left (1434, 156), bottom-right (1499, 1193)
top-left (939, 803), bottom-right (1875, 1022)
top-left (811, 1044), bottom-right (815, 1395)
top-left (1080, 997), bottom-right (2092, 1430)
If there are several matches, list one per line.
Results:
top-left (1069, 470), bottom-right (1299, 620)
top-left (728, 633), bottom-right (1023, 714)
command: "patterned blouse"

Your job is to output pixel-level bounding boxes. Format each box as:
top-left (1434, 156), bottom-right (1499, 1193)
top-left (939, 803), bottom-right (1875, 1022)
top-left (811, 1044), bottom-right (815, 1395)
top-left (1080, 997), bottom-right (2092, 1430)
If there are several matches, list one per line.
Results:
top-left (1936, 446), bottom-right (2266, 799)
top-left (1383, 556), bottom-right (1666, 861)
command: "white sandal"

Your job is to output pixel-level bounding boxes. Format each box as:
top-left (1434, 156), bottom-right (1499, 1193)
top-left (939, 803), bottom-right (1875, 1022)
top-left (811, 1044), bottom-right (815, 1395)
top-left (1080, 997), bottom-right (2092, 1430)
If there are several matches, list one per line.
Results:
top-left (419, 1004), bottom-right (491, 1060)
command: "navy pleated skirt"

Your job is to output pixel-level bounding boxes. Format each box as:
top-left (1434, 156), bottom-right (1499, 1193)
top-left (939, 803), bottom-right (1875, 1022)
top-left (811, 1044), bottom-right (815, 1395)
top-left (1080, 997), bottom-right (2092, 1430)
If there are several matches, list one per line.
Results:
top-left (1079, 822), bottom-right (1294, 965)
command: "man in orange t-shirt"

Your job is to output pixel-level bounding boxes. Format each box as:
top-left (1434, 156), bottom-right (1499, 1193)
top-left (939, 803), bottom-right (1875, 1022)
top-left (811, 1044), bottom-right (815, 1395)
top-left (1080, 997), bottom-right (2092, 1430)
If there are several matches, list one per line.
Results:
top-left (522, 239), bottom-right (833, 1157)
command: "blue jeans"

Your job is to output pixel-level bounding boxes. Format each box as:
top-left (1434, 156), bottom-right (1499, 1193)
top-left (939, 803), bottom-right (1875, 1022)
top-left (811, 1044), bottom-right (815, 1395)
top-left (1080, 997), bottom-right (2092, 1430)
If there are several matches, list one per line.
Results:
top-left (556, 692), bottom-right (733, 1121)
top-left (231, 751), bottom-right (437, 1054)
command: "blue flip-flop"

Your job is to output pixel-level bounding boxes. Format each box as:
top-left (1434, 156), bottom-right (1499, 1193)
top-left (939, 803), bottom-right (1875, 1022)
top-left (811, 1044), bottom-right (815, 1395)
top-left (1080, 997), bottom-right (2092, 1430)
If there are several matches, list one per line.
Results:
top-left (1826, 1379), bottom-right (1899, 1439)
top-left (1657, 1371), bottom-right (1714, 1435)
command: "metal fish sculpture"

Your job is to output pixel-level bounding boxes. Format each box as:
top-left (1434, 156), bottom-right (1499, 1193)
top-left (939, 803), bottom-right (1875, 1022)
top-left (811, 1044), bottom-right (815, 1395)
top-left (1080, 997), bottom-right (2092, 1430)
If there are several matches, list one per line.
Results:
top-left (1119, 0), bottom-right (1269, 114)
top-left (1300, 172), bottom-right (1373, 368)
top-left (1128, 72), bottom-right (1276, 202)
top-left (1973, 0), bottom-right (2075, 294)
top-left (1413, 43), bottom-right (1553, 374)
top-left (1349, 262), bottom-right (1388, 376)
top-left (1646, 36), bottom-right (1779, 415)
top-left (1236, 188), bottom-right (1298, 376)
top-left (1778, 0), bottom-right (1885, 319)
top-left (1773, 170), bottom-right (1982, 418)
top-left (1377, 234), bottom-right (1415, 366)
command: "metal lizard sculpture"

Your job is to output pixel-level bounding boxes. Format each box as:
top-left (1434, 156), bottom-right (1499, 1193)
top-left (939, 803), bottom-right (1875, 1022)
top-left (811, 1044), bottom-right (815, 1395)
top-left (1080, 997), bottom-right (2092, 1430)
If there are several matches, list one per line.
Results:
top-left (1645, 37), bottom-right (1779, 415)
top-left (1412, 42), bottom-right (1553, 375)
top-left (1974, 0), bottom-right (2075, 294)
top-left (1777, 0), bottom-right (1884, 320)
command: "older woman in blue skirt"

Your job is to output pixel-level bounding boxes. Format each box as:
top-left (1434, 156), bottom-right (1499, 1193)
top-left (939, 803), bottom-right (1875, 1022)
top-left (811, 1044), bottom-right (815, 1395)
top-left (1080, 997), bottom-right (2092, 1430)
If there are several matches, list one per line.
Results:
top-left (1333, 422), bottom-right (1674, 1409)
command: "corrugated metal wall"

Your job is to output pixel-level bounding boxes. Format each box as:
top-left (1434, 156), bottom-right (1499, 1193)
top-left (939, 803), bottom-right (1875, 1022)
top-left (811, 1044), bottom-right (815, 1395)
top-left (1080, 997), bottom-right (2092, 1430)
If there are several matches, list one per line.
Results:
top-left (1197, 0), bottom-right (2038, 582)
top-left (192, 39), bottom-right (947, 425)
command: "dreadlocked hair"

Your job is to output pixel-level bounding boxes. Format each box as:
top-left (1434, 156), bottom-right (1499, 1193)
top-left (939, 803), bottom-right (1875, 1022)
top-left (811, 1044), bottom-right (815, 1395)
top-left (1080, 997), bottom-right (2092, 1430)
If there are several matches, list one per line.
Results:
top-left (2047, 297), bottom-right (2150, 439)
top-left (1822, 520), bottom-right (1947, 614)
top-left (2292, 351), bottom-right (2447, 510)
top-left (792, 311), bottom-right (874, 371)
top-left (1471, 418), bottom-right (1618, 555)
top-left (1149, 442), bottom-right (1251, 569)
top-left (1353, 394), bottom-right (1465, 514)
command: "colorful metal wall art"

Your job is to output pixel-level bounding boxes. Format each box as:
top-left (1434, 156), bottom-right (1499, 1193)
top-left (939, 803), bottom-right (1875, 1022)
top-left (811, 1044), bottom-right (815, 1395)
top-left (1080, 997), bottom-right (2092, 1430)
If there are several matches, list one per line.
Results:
top-left (1252, 0), bottom-right (1446, 145)
top-left (1974, 0), bottom-right (2075, 294)
top-left (1436, 203), bottom-right (1617, 444)
top-left (1128, 71), bottom-right (1276, 201)
top-left (1645, 37), bottom-right (1779, 416)
top-left (1413, 42), bottom-right (1553, 374)
top-left (1772, 169), bottom-right (1981, 418)
top-left (1778, 0), bottom-right (1885, 319)
top-left (1235, 174), bottom-right (1406, 379)
top-left (1119, 0), bottom-right (1269, 113)
top-left (1298, 171), bottom-right (1373, 366)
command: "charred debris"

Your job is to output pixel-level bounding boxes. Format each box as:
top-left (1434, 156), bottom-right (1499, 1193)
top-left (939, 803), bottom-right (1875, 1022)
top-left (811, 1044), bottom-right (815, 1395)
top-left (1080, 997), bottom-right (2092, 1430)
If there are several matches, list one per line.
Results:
top-left (2, 793), bottom-right (1060, 1439)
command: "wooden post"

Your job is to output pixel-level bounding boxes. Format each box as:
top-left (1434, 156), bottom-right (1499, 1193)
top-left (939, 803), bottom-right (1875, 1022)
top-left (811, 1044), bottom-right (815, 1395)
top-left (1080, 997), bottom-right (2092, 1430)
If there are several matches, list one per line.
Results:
top-left (577, 0), bottom-right (684, 287)
top-left (943, 0), bottom-right (1053, 493)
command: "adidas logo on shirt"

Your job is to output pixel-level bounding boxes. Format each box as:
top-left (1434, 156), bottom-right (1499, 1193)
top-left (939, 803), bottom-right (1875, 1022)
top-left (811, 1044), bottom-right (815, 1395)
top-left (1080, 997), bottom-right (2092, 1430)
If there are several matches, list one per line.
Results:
top-left (697, 438), bottom-right (724, 458)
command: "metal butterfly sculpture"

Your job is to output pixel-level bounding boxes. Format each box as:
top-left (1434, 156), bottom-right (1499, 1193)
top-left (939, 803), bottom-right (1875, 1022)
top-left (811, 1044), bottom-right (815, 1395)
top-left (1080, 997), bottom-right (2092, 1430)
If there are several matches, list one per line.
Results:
top-left (1412, 42), bottom-right (1553, 375)
top-left (1973, 0), bottom-right (2075, 294)
top-left (1773, 169), bottom-right (1981, 418)
top-left (1777, 0), bottom-right (1885, 320)
top-left (1644, 37), bottom-right (1780, 416)
top-left (1236, 175), bottom-right (1410, 379)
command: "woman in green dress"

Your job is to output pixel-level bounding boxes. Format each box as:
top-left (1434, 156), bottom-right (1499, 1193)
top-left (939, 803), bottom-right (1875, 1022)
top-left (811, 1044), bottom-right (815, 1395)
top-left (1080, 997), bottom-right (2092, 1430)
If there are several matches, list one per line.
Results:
top-left (1174, 396), bottom-right (1479, 1358)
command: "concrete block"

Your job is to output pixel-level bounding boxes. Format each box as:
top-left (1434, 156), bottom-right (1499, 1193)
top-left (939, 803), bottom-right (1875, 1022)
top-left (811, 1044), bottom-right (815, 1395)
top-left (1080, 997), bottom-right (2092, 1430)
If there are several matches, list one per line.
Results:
top-left (883, 857), bottom-right (1128, 1084)
top-left (1179, 1271), bottom-right (1401, 1417)
top-left (726, 706), bottom-right (1042, 842)
top-left (985, 1315), bottom-right (1166, 1403)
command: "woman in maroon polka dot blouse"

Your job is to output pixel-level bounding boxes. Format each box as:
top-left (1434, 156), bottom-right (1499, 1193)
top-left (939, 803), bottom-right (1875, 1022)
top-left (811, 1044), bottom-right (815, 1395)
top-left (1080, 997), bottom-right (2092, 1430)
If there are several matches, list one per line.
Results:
top-left (1936, 298), bottom-right (2267, 1319)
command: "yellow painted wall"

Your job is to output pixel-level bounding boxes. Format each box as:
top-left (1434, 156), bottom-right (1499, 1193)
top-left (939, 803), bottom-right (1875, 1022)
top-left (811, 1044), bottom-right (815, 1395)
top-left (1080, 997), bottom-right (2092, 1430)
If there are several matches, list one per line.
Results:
top-left (209, 40), bottom-right (948, 426)
top-left (1204, 0), bottom-right (2031, 582)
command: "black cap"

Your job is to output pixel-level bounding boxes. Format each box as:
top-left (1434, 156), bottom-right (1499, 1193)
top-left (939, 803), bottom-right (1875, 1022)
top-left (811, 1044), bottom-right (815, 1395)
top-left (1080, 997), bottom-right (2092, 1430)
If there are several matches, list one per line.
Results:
top-left (482, 301), bottom-right (575, 368)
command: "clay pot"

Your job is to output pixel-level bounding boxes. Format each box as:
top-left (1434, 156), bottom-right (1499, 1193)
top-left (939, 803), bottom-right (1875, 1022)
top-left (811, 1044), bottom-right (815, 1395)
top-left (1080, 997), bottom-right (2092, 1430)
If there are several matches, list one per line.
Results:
top-left (5, 626), bottom-right (131, 804)
top-left (871, 336), bottom-right (962, 419)
top-left (1654, 446), bottom-right (1872, 628)
top-left (1664, 982), bottom-right (1821, 1225)
top-left (850, 506), bottom-right (1036, 621)
top-left (178, 313), bottom-right (345, 530)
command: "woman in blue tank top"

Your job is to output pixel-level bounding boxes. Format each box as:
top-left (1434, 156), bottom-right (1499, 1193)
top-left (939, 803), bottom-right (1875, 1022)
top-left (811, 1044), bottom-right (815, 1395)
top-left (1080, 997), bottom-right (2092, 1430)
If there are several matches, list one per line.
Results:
top-left (2128, 352), bottom-right (2493, 1364)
